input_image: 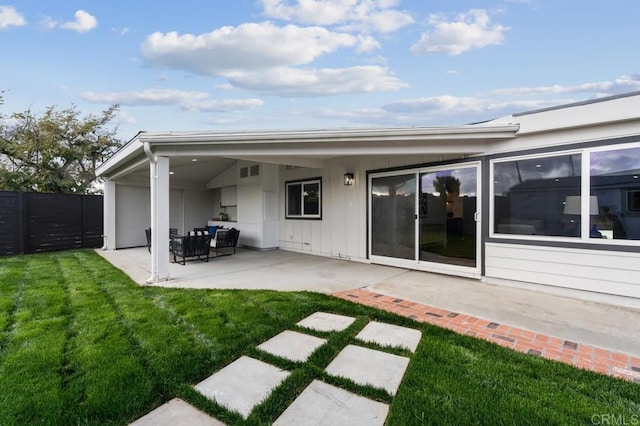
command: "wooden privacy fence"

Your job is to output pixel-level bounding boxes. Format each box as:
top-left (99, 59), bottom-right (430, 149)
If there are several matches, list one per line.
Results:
top-left (0, 191), bottom-right (103, 256)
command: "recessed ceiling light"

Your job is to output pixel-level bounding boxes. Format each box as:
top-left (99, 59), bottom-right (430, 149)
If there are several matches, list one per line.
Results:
top-left (192, 158), bottom-right (198, 162)
top-left (169, 171), bottom-right (175, 175)
top-left (535, 164), bottom-right (542, 168)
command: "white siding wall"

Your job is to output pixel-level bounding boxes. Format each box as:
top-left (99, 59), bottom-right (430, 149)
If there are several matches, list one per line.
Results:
top-left (115, 184), bottom-right (214, 248)
top-left (485, 243), bottom-right (640, 299)
top-left (170, 189), bottom-right (183, 234)
top-left (237, 161), bottom-right (280, 249)
top-left (116, 184), bottom-right (150, 248)
top-left (183, 189), bottom-right (216, 232)
top-left (278, 154), bottom-right (458, 260)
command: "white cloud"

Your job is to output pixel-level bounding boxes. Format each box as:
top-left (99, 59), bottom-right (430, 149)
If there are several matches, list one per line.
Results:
top-left (493, 74), bottom-right (640, 96)
top-left (384, 95), bottom-right (484, 113)
top-left (226, 65), bottom-right (407, 96)
top-left (260, 0), bottom-right (414, 33)
top-left (140, 21), bottom-right (401, 96)
top-left (181, 98), bottom-right (264, 112)
top-left (355, 34), bottom-right (381, 53)
top-left (43, 10), bottom-right (98, 33)
top-left (60, 10), bottom-right (98, 33)
top-left (381, 95), bottom-right (570, 125)
top-left (0, 6), bottom-right (26, 29)
top-left (40, 16), bottom-right (57, 30)
top-left (411, 9), bottom-right (508, 55)
top-left (384, 95), bottom-right (564, 114)
top-left (141, 22), bottom-right (357, 76)
top-left (61, 10), bottom-right (97, 33)
top-left (314, 106), bottom-right (390, 123)
top-left (82, 88), bottom-right (209, 106)
top-left (80, 88), bottom-right (264, 113)
top-left (112, 26), bottom-right (130, 36)
top-left (114, 110), bottom-right (137, 125)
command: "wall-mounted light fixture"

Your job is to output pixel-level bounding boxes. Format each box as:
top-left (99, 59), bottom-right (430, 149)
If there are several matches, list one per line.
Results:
top-left (343, 172), bottom-right (355, 186)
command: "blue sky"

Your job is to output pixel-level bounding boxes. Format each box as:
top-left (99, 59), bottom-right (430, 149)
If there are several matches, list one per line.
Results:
top-left (1, 0), bottom-right (639, 140)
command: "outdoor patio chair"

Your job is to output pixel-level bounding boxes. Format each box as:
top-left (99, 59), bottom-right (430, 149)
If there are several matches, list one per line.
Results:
top-left (146, 228), bottom-right (181, 253)
top-left (171, 232), bottom-right (211, 265)
top-left (145, 228), bottom-right (151, 252)
top-left (211, 228), bottom-right (240, 256)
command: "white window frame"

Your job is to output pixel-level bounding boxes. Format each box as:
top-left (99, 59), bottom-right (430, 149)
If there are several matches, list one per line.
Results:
top-left (285, 178), bottom-right (322, 219)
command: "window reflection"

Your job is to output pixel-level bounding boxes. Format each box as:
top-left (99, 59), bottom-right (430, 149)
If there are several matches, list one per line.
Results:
top-left (286, 179), bottom-right (321, 218)
top-left (420, 168), bottom-right (477, 267)
top-left (371, 174), bottom-right (415, 259)
top-left (590, 147), bottom-right (640, 240)
top-left (493, 154), bottom-right (581, 237)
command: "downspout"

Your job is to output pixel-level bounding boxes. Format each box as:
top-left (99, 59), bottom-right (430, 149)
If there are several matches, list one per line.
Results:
top-left (143, 140), bottom-right (156, 163)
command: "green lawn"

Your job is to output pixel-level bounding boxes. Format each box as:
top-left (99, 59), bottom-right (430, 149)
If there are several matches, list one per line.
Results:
top-left (0, 250), bottom-right (638, 425)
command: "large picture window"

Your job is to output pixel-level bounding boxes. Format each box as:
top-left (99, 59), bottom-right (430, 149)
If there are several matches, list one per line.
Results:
top-left (286, 178), bottom-right (321, 219)
top-left (589, 146), bottom-right (640, 240)
top-left (491, 142), bottom-right (640, 244)
top-left (493, 153), bottom-right (582, 237)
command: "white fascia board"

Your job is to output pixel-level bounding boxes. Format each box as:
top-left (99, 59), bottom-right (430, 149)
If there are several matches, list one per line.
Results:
top-left (96, 134), bottom-right (144, 178)
top-left (515, 92), bottom-right (640, 135)
top-left (136, 125), bottom-right (519, 145)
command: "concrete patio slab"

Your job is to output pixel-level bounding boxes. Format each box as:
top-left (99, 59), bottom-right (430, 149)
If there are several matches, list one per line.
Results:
top-left (356, 321), bottom-right (422, 353)
top-left (296, 311), bottom-right (356, 332)
top-left (97, 248), bottom-right (640, 358)
top-left (273, 380), bottom-right (389, 426)
top-left (129, 398), bottom-right (224, 426)
top-left (194, 356), bottom-right (289, 419)
top-left (257, 330), bottom-right (327, 362)
top-left (325, 345), bottom-right (410, 395)
top-left (97, 247), bottom-right (406, 294)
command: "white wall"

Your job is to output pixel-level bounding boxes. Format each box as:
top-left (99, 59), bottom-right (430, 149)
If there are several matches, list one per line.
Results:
top-left (237, 161), bottom-right (280, 249)
top-left (485, 243), bottom-right (640, 299)
top-left (183, 189), bottom-right (216, 232)
top-left (116, 184), bottom-right (150, 248)
top-left (170, 189), bottom-right (183, 234)
top-left (278, 154), bottom-right (457, 260)
top-left (115, 183), bottom-right (214, 248)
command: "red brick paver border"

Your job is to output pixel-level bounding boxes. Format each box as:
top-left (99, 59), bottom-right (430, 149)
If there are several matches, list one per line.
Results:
top-left (333, 288), bottom-right (640, 383)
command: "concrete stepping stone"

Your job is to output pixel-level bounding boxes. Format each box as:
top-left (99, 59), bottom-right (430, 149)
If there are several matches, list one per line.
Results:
top-left (129, 398), bottom-right (224, 426)
top-left (325, 345), bottom-right (410, 395)
top-left (257, 330), bottom-right (327, 362)
top-left (356, 321), bottom-right (422, 353)
top-left (194, 356), bottom-right (289, 419)
top-left (273, 380), bottom-right (388, 426)
top-left (296, 311), bottom-right (355, 332)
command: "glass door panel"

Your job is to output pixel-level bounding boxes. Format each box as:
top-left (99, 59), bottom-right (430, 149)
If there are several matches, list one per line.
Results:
top-left (371, 174), bottom-right (416, 260)
top-left (419, 167), bottom-right (478, 267)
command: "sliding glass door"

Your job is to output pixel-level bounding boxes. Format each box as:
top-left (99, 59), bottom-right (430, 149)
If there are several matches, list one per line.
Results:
top-left (371, 174), bottom-right (416, 260)
top-left (419, 166), bottom-right (478, 268)
top-left (369, 163), bottom-right (481, 277)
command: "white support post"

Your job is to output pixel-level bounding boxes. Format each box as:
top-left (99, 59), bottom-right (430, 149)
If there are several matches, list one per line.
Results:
top-left (102, 179), bottom-right (117, 250)
top-left (148, 156), bottom-right (171, 283)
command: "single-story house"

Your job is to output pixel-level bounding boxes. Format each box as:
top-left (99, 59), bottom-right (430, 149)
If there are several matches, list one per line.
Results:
top-left (96, 91), bottom-right (640, 304)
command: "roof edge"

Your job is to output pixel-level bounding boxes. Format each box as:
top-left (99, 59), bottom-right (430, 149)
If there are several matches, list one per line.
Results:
top-left (514, 91), bottom-right (640, 117)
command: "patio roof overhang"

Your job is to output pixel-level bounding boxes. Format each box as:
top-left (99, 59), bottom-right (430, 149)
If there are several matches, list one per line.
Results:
top-left (96, 124), bottom-right (520, 183)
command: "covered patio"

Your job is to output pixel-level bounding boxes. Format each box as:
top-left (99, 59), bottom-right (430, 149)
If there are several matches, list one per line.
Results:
top-left (97, 247), bottom-right (640, 359)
